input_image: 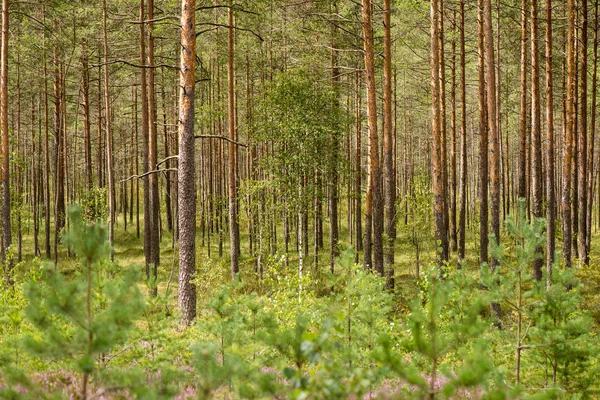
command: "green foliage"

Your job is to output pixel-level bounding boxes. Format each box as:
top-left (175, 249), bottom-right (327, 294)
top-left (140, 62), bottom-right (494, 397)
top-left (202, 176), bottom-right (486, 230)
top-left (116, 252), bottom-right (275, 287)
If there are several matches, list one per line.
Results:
top-left (253, 69), bottom-right (348, 212)
top-left (15, 205), bottom-right (144, 397)
top-left (79, 186), bottom-right (108, 223)
top-left (377, 266), bottom-right (511, 399)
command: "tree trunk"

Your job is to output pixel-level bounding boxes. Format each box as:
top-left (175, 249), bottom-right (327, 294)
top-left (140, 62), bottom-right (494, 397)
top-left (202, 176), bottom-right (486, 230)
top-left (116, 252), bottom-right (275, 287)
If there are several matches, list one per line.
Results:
top-left (477, 0), bottom-right (488, 267)
top-left (362, 0), bottom-right (383, 275)
top-left (563, 0), bottom-right (576, 269)
top-left (1, 0), bottom-right (11, 282)
top-left (228, 4), bottom-right (240, 279)
top-left (82, 47), bottom-right (92, 191)
top-left (518, 0), bottom-right (528, 201)
top-left (178, 0), bottom-right (197, 326)
top-left (102, 0), bottom-right (115, 252)
top-left (530, 0), bottom-right (543, 281)
top-left (383, 0), bottom-right (396, 286)
top-left (458, 0), bottom-right (467, 264)
top-left (147, 0), bottom-right (160, 293)
top-left (53, 48), bottom-right (65, 265)
top-left (579, 0), bottom-right (589, 265)
top-left (545, 0), bottom-right (556, 283)
top-left (431, 0), bottom-right (449, 267)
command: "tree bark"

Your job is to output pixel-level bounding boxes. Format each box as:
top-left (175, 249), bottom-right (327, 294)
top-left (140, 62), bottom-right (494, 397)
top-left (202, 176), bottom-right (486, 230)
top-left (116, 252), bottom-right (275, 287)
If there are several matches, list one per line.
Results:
top-left (563, 0), bottom-right (576, 269)
top-left (228, 4), bottom-right (240, 279)
top-left (579, 0), bottom-right (590, 265)
top-left (383, 0), bottom-right (396, 286)
top-left (545, 0), bottom-right (556, 282)
top-left (102, 0), bottom-right (115, 252)
top-left (477, 0), bottom-right (488, 267)
top-left (458, 0), bottom-right (467, 264)
top-left (178, 0), bottom-right (197, 326)
top-left (431, 0), bottom-right (449, 267)
top-left (530, 0), bottom-right (543, 280)
top-left (1, 0), bottom-right (11, 281)
top-left (362, 0), bottom-right (384, 274)
top-left (518, 0), bottom-right (528, 201)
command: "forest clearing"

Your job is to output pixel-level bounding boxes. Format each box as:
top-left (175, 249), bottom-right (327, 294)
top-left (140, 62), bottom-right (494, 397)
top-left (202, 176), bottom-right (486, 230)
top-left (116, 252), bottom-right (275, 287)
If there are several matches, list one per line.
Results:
top-left (1, 0), bottom-right (600, 398)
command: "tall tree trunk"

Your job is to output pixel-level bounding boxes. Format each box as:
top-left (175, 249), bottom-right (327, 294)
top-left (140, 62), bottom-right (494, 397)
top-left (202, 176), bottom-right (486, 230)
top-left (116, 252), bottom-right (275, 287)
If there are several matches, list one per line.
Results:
top-left (449, 11), bottom-right (457, 254)
top-left (563, 0), bottom-right (576, 269)
top-left (518, 0), bottom-right (528, 201)
top-left (362, 0), bottom-right (383, 274)
top-left (531, 0), bottom-right (543, 281)
top-left (587, 0), bottom-right (599, 257)
top-left (82, 46), bottom-right (92, 191)
top-left (431, 0), bottom-right (449, 267)
top-left (483, 0), bottom-right (501, 320)
top-left (43, 4), bottom-right (51, 259)
top-left (178, 0), bottom-right (197, 326)
top-left (477, 0), bottom-right (488, 267)
top-left (140, 0), bottom-right (150, 279)
top-left (53, 49), bottom-right (65, 264)
top-left (228, 4), bottom-right (240, 279)
top-left (383, 0), bottom-right (396, 286)
top-left (102, 0), bottom-right (115, 252)
top-left (329, 0), bottom-right (340, 279)
top-left (1, 0), bottom-right (11, 282)
top-left (147, 0), bottom-right (160, 293)
top-left (545, 0), bottom-right (556, 282)
top-left (458, 0), bottom-right (467, 263)
top-left (579, 0), bottom-right (589, 265)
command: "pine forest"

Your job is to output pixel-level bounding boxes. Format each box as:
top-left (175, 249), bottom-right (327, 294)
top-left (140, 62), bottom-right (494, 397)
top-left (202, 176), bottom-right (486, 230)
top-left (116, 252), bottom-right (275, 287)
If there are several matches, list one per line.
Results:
top-left (1, 0), bottom-right (600, 398)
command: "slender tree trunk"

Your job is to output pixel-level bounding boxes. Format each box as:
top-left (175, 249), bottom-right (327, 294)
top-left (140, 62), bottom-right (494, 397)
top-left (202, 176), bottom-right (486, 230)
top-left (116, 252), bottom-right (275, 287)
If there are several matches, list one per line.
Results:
top-left (147, 0), bottom-right (160, 293)
top-left (362, 0), bottom-right (383, 274)
top-left (53, 49), bottom-right (65, 264)
top-left (431, 0), bottom-right (449, 267)
top-left (43, 5), bottom-right (51, 259)
top-left (383, 0), bottom-right (396, 286)
top-left (140, 0), bottom-right (150, 279)
top-left (449, 11), bottom-right (458, 254)
top-left (563, 0), bottom-right (576, 269)
top-left (102, 0), bottom-right (115, 252)
top-left (178, 0), bottom-right (197, 326)
top-left (228, 4), bottom-right (240, 279)
top-left (530, 0), bottom-right (543, 281)
top-left (546, 0), bottom-right (556, 283)
top-left (477, 0), bottom-right (488, 267)
top-left (518, 0), bottom-right (528, 201)
top-left (587, 0), bottom-right (599, 257)
top-left (458, 0), bottom-right (467, 264)
top-left (1, 0), bottom-right (11, 281)
top-left (82, 47), bottom-right (92, 191)
top-left (579, 0), bottom-right (589, 265)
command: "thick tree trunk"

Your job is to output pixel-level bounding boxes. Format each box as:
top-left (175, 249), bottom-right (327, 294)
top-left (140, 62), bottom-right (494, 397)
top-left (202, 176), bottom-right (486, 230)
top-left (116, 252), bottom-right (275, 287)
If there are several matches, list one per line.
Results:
top-left (362, 0), bottom-right (383, 274)
top-left (178, 0), bottom-right (197, 326)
